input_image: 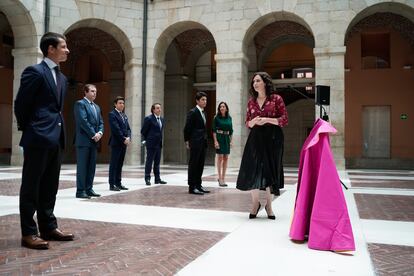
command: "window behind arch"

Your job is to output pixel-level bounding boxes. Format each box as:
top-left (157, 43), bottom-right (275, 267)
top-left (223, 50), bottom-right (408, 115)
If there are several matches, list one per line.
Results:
top-left (361, 33), bottom-right (390, 69)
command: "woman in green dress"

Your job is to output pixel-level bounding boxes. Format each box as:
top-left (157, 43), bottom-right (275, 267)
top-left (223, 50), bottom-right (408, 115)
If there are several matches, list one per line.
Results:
top-left (212, 102), bottom-right (233, 187)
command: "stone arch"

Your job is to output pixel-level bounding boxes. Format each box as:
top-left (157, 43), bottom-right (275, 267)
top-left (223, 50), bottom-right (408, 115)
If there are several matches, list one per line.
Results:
top-left (1, 1), bottom-right (40, 165)
top-left (153, 21), bottom-right (217, 66)
top-left (344, 2), bottom-right (414, 169)
top-left (345, 2), bottom-right (414, 45)
top-left (242, 12), bottom-right (316, 166)
top-left (0, 0), bottom-right (38, 49)
top-left (242, 11), bottom-right (314, 58)
top-left (62, 21), bottom-right (131, 163)
top-left (65, 19), bottom-right (133, 63)
top-left (154, 21), bottom-right (217, 165)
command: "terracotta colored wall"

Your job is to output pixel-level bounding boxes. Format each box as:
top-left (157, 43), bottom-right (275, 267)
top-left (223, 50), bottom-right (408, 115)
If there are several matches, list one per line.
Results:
top-left (345, 29), bottom-right (414, 159)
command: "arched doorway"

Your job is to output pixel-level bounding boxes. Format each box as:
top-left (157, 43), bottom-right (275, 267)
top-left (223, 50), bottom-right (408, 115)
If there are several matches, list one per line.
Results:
top-left (0, 12), bottom-right (13, 164)
top-left (345, 4), bottom-right (414, 169)
top-left (244, 17), bottom-right (315, 166)
top-left (158, 24), bottom-right (217, 165)
top-left (63, 27), bottom-right (125, 163)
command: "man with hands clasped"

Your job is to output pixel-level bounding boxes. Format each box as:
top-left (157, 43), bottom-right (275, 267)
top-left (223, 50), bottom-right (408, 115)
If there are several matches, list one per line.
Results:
top-left (74, 84), bottom-right (104, 199)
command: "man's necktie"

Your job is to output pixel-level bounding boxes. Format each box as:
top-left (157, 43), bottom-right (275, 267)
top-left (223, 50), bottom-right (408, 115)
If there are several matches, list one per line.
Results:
top-left (201, 110), bottom-right (206, 124)
top-left (120, 112), bottom-right (126, 123)
top-left (90, 102), bottom-right (98, 120)
top-left (54, 66), bottom-right (61, 103)
top-left (157, 117), bottom-right (162, 129)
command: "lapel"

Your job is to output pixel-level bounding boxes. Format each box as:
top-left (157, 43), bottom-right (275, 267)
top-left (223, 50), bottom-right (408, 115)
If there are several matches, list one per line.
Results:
top-left (41, 61), bottom-right (60, 104)
top-left (116, 110), bottom-right (126, 125)
top-left (196, 107), bottom-right (205, 125)
top-left (84, 98), bottom-right (97, 124)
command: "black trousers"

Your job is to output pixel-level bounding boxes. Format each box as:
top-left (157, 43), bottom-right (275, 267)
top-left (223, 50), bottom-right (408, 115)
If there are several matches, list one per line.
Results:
top-left (145, 146), bottom-right (161, 181)
top-left (188, 145), bottom-right (206, 191)
top-left (20, 146), bottom-right (61, 236)
top-left (109, 146), bottom-right (126, 187)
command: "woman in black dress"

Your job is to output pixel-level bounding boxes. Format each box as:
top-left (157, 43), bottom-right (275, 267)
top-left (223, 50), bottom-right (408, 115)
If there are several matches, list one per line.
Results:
top-left (236, 72), bottom-right (288, 219)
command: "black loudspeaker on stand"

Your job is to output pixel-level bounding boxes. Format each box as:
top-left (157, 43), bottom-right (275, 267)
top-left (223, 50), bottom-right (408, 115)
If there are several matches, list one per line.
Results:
top-left (316, 85), bottom-right (330, 121)
top-left (287, 85), bottom-right (330, 121)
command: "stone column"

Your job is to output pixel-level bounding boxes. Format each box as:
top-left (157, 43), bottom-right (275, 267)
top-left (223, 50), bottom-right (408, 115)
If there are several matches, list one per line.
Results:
top-left (10, 47), bottom-right (42, 166)
top-left (123, 59), bottom-right (142, 165)
top-left (314, 46), bottom-right (346, 169)
top-left (215, 52), bottom-right (249, 168)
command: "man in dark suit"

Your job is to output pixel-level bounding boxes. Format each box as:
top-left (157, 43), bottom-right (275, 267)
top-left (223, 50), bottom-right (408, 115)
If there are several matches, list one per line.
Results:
top-left (184, 91), bottom-right (210, 195)
top-left (141, 103), bottom-right (167, 185)
top-left (14, 32), bottom-right (74, 250)
top-left (108, 96), bottom-right (131, 191)
top-left (74, 84), bottom-right (104, 199)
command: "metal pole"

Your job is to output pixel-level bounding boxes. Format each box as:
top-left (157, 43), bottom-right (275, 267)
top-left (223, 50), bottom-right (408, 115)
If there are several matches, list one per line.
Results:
top-left (140, 0), bottom-right (149, 164)
top-left (44, 0), bottom-right (50, 33)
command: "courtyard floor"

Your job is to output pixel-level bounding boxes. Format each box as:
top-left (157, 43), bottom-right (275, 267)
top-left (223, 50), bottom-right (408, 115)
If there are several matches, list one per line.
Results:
top-left (0, 164), bottom-right (413, 275)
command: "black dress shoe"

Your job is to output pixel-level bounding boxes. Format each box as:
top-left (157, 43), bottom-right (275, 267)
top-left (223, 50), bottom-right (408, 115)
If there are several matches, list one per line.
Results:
top-left (198, 187), bottom-right (210, 193)
top-left (110, 186), bottom-right (121, 191)
top-left (117, 185), bottom-right (129, 190)
top-left (76, 193), bottom-right (91, 199)
top-left (86, 190), bottom-right (101, 197)
top-left (145, 180), bottom-right (151, 186)
top-left (189, 188), bottom-right (204, 195)
top-left (40, 228), bottom-right (74, 241)
top-left (249, 203), bottom-right (261, 219)
top-left (155, 180), bottom-right (167, 184)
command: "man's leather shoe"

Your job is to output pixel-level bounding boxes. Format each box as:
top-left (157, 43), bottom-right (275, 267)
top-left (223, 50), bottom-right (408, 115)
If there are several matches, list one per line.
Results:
top-left (199, 187), bottom-right (210, 193)
top-left (117, 185), bottom-right (128, 190)
top-left (155, 180), bottom-right (167, 184)
top-left (86, 190), bottom-right (101, 197)
top-left (110, 186), bottom-right (121, 191)
top-left (21, 235), bottom-right (49, 250)
top-left (40, 229), bottom-right (74, 241)
top-left (189, 188), bottom-right (204, 195)
top-left (76, 193), bottom-right (91, 199)
top-left (145, 180), bottom-right (151, 186)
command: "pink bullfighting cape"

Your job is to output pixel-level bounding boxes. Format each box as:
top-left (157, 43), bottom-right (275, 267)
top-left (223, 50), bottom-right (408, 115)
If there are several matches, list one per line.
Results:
top-left (289, 119), bottom-right (355, 251)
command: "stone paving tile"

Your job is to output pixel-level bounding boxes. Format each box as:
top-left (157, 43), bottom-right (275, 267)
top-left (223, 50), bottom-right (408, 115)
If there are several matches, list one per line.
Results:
top-left (0, 214), bottom-right (226, 275)
top-left (350, 178), bottom-right (414, 189)
top-left (0, 179), bottom-right (76, 196)
top-left (0, 169), bottom-right (22, 173)
top-left (354, 194), bottom-right (414, 222)
top-left (94, 185), bottom-right (282, 213)
top-left (348, 172), bottom-right (414, 177)
top-left (202, 174), bottom-right (297, 185)
top-left (368, 243), bottom-right (414, 276)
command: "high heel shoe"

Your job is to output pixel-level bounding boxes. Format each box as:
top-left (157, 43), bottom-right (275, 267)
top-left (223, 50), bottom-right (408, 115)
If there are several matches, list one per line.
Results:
top-left (265, 205), bottom-right (276, 220)
top-left (218, 179), bottom-right (228, 187)
top-left (249, 203), bottom-right (261, 219)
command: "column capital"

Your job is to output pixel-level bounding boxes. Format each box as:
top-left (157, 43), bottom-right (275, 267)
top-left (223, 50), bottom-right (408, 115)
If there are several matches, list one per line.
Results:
top-left (314, 46), bottom-right (346, 57)
top-left (12, 47), bottom-right (42, 58)
top-left (215, 52), bottom-right (249, 64)
top-left (124, 59), bottom-right (142, 71)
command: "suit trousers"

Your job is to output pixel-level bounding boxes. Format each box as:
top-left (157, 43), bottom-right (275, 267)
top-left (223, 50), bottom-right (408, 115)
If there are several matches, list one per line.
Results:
top-left (188, 145), bottom-right (206, 190)
top-left (20, 146), bottom-right (61, 236)
top-left (145, 147), bottom-right (161, 181)
top-left (76, 146), bottom-right (97, 194)
top-left (109, 146), bottom-right (126, 187)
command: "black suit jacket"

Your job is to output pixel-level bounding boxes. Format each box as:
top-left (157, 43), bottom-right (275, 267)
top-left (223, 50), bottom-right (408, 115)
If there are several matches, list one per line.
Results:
top-left (141, 114), bottom-right (164, 148)
top-left (108, 109), bottom-right (131, 147)
top-left (14, 60), bottom-right (67, 148)
top-left (184, 107), bottom-right (207, 148)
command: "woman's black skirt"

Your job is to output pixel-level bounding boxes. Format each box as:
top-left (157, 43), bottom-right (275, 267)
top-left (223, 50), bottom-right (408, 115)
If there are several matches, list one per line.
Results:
top-left (236, 124), bottom-right (284, 195)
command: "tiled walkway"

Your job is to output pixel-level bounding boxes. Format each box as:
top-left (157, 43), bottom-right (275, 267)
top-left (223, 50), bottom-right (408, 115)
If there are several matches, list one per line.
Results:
top-left (0, 165), bottom-right (413, 275)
